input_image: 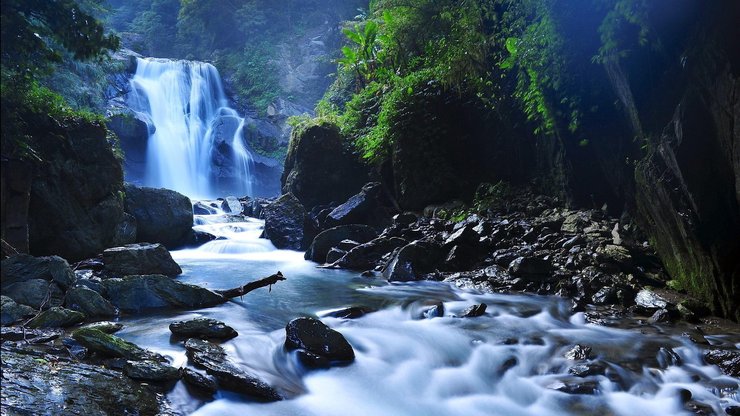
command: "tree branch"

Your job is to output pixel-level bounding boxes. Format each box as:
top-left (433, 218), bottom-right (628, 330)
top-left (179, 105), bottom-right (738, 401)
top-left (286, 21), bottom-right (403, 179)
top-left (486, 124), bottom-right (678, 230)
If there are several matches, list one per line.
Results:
top-left (215, 271), bottom-right (286, 300)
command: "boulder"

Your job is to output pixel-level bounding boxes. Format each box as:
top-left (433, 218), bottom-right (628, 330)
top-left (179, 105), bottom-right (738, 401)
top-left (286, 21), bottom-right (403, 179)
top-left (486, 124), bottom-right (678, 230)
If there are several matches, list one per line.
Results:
top-left (334, 237), bottom-right (407, 270)
top-left (460, 303), bottom-right (487, 318)
top-left (262, 193), bottom-right (306, 250)
top-left (3, 279), bottom-right (64, 310)
top-left (220, 196), bottom-right (243, 215)
top-left (102, 275), bottom-right (224, 313)
top-left (103, 243), bottom-right (182, 277)
top-left (169, 318), bottom-right (238, 340)
top-left (123, 183), bottom-right (193, 248)
top-left (1, 327), bottom-right (63, 343)
top-left (634, 289), bottom-right (670, 310)
top-left (123, 360), bottom-right (181, 382)
top-left (325, 248), bottom-right (346, 264)
top-left (181, 368), bottom-right (218, 395)
top-left (26, 118), bottom-right (134, 261)
top-left (324, 182), bottom-right (392, 228)
top-left (284, 317), bottom-right (355, 368)
top-left (281, 122), bottom-right (369, 210)
top-left (26, 306), bottom-right (85, 328)
top-left (508, 256), bottom-right (553, 278)
top-left (304, 224), bottom-right (378, 263)
top-left (0, 254), bottom-right (75, 290)
top-left (704, 349), bottom-right (740, 377)
top-left (81, 321), bottom-right (124, 334)
top-left (382, 241), bottom-right (444, 282)
top-left (184, 338), bottom-right (282, 401)
top-left (0, 349), bottom-right (164, 415)
top-left (0, 296), bottom-right (36, 326)
top-left (321, 306), bottom-right (374, 319)
top-left (72, 327), bottom-right (162, 361)
top-left (64, 286), bottom-right (118, 318)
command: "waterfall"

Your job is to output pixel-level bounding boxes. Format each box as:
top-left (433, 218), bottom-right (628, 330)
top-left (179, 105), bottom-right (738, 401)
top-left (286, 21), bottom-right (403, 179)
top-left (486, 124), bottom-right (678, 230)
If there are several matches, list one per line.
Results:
top-left (128, 57), bottom-right (254, 199)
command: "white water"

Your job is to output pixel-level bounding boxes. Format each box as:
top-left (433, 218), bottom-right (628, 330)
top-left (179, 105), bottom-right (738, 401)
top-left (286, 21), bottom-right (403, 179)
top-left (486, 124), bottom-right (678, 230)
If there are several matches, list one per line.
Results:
top-left (128, 58), bottom-right (253, 199)
top-left (116, 208), bottom-right (740, 415)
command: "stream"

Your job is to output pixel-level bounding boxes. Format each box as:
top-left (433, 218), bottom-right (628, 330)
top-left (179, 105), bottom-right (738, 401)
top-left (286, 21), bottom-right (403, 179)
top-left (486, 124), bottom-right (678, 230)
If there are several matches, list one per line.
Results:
top-left (115, 207), bottom-right (739, 415)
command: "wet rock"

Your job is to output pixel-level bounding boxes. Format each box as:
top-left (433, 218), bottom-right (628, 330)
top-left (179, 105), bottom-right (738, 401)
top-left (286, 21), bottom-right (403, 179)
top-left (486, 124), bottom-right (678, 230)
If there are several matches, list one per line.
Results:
top-left (284, 317), bottom-right (355, 367)
top-left (193, 201), bottom-right (215, 215)
top-left (726, 406), bottom-right (740, 415)
top-left (221, 196), bottom-right (243, 215)
top-left (182, 368), bottom-right (218, 395)
top-left (123, 183), bottom-right (193, 248)
top-left (321, 306), bottom-right (373, 319)
top-left (169, 318), bottom-right (238, 340)
top-left (685, 400), bottom-right (717, 415)
top-left (383, 240), bottom-right (443, 282)
top-left (393, 212), bottom-right (417, 226)
top-left (1, 254), bottom-right (76, 290)
top-left (325, 182), bottom-right (391, 228)
top-left (0, 348), bottom-right (164, 415)
top-left (648, 308), bottom-right (676, 324)
top-left (1, 327), bottom-right (63, 343)
top-left (3, 279), bottom-right (64, 310)
top-left (64, 286), bottom-right (117, 318)
top-left (123, 360), bottom-right (181, 382)
top-left (421, 302), bottom-right (445, 319)
top-left (635, 289), bottom-right (670, 310)
top-left (333, 237), bottom-right (407, 270)
top-left (62, 337), bottom-right (88, 359)
top-left (657, 347), bottom-right (682, 368)
top-left (547, 379), bottom-right (599, 394)
top-left (704, 349), bottom-right (740, 377)
top-left (103, 243), bottom-right (182, 277)
top-left (564, 344), bottom-right (593, 360)
top-left (337, 239), bottom-right (360, 251)
top-left (262, 193), bottom-right (306, 250)
top-left (460, 303), bottom-right (487, 318)
top-left (561, 211), bottom-right (590, 233)
top-left (184, 338), bottom-right (282, 401)
top-left (0, 295), bottom-right (35, 326)
top-left (592, 286), bottom-right (619, 305)
top-left (568, 362), bottom-right (606, 377)
top-left (595, 244), bottom-right (633, 270)
top-left (81, 321), bottom-right (124, 334)
top-left (102, 274), bottom-right (224, 313)
top-left (72, 327), bottom-right (161, 361)
top-left (27, 306), bottom-right (85, 328)
top-left (444, 224), bottom-right (480, 248)
top-left (325, 248), bottom-right (346, 264)
top-left (562, 235), bottom-right (585, 249)
top-left (508, 256), bottom-right (553, 278)
top-left (305, 224), bottom-right (378, 263)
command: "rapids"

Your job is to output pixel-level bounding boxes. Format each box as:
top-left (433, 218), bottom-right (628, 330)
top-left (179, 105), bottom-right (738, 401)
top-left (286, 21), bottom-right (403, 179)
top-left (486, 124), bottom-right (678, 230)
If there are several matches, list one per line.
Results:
top-left (115, 207), bottom-right (739, 415)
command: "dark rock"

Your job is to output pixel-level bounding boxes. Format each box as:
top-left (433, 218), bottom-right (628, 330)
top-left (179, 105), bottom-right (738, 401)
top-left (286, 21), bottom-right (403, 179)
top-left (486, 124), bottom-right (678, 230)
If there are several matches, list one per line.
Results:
top-left (383, 240), bottom-right (443, 282)
top-left (460, 303), bottom-right (487, 318)
top-left (4, 279), bottom-right (64, 310)
top-left (333, 237), bottom-right (407, 270)
top-left (595, 244), bottom-right (633, 270)
top-left (634, 289), bottom-right (670, 310)
top-left (564, 344), bottom-right (592, 360)
top-left (123, 360), bottom-right (181, 382)
top-left (169, 318), bottom-right (238, 340)
top-left (704, 349), bottom-right (740, 377)
top-left (337, 239), bottom-right (360, 251)
top-left (184, 338), bottom-right (282, 401)
top-left (508, 256), bottom-right (553, 278)
top-left (325, 248), bottom-right (346, 264)
top-left (81, 321), bottom-right (124, 334)
top-left (64, 286), bottom-right (117, 318)
top-left (0, 254), bottom-right (75, 290)
top-left (284, 317), bottom-right (355, 367)
top-left (393, 212), bottom-right (417, 226)
top-left (648, 308), bottom-right (676, 324)
top-left (26, 118), bottom-right (134, 261)
top-left (220, 196), bottom-right (243, 215)
top-left (0, 295), bottom-right (35, 326)
top-left (181, 368), bottom-right (218, 395)
top-left (562, 235), bottom-right (585, 249)
top-left (103, 242), bottom-right (182, 277)
top-left (592, 286), bottom-right (620, 305)
top-left (547, 379), bottom-right (599, 394)
top-left (726, 406), bottom-right (740, 415)
top-left (657, 347), bottom-right (682, 368)
top-left (193, 201), bottom-right (215, 215)
top-left (72, 328), bottom-right (161, 361)
top-left (27, 306), bottom-right (85, 328)
top-left (281, 122), bottom-right (369, 210)
top-left (305, 224), bottom-right (378, 262)
top-left (444, 224), bottom-right (480, 248)
top-left (421, 302), bottom-right (445, 319)
top-left (1, 327), bottom-right (63, 343)
top-left (568, 362), bottom-right (606, 377)
top-left (324, 182), bottom-right (392, 228)
top-left (102, 275), bottom-right (224, 313)
top-left (321, 306), bottom-right (373, 319)
top-left (0, 348), bottom-right (164, 415)
top-left (444, 244), bottom-right (483, 270)
top-left (262, 193), bottom-right (306, 250)
top-left (123, 183), bottom-right (193, 248)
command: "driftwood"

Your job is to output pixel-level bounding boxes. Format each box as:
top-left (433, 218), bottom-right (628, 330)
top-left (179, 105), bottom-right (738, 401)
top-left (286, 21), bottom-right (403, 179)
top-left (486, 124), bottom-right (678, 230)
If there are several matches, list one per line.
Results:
top-left (216, 271), bottom-right (286, 300)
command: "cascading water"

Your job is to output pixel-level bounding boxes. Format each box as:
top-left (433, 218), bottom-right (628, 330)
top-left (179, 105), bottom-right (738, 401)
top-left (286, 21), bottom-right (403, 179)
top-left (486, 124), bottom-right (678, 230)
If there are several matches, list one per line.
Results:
top-left (128, 58), bottom-right (254, 199)
top-left (114, 204), bottom-right (739, 416)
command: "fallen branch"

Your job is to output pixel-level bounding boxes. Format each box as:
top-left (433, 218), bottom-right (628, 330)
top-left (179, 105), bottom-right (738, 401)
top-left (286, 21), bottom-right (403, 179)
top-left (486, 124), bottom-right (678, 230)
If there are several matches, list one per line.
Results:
top-left (216, 271), bottom-right (286, 300)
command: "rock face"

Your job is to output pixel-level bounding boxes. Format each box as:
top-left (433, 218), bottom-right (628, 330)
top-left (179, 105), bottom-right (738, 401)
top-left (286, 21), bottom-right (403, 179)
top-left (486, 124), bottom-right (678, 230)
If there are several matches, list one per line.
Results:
top-left (106, 110), bottom-right (152, 184)
top-left (123, 183), bottom-right (193, 248)
top-left (324, 182), bottom-right (394, 228)
top-left (262, 193), bottom-right (306, 250)
top-left (25, 118), bottom-right (135, 261)
top-left (281, 122), bottom-right (369, 210)
top-left (103, 243), bottom-right (182, 277)
top-left (1, 348), bottom-right (164, 415)
top-left (304, 224), bottom-right (378, 263)
top-left (102, 275), bottom-right (224, 313)
top-left (184, 338), bottom-right (282, 401)
top-left (284, 317), bottom-right (355, 368)
top-left (3, 279), bottom-right (64, 310)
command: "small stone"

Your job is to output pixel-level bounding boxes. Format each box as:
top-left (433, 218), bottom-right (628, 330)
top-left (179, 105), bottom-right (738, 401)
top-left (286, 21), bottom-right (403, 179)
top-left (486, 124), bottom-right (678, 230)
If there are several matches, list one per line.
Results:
top-left (460, 303), bottom-right (487, 318)
top-left (568, 362), bottom-right (606, 377)
top-left (565, 344), bottom-right (592, 360)
top-left (321, 306), bottom-right (373, 319)
top-left (81, 321), bottom-right (124, 334)
top-left (634, 289), bottom-right (669, 310)
top-left (169, 318), bottom-right (238, 340)
top-left (547, 380), bottom-right (599, 394)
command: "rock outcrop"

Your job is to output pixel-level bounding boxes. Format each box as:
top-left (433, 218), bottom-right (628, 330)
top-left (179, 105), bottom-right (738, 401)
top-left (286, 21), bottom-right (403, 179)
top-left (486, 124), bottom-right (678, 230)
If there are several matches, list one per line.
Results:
top-left (262, 193), bottom-right (306, 250)
top-left (123, 184), bottom-right (193, 248)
